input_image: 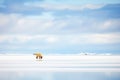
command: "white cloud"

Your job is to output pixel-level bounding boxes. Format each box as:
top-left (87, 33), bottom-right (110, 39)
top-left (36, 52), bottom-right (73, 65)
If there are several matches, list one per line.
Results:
top-left (101, 19), bottom-right (120, 30)
top-left (0, 13), bottom-right (56, 34)
top-left (0, 35), bottom-right (32, 43)
top-left (64, 33), bottom-right (120, 44)
top-left (0, 13), bottom-right (20, 27)
top-left (79, 18), bottom-right (120, 33)
top-left (85, 33), bottom-right (120, 44)
top-left (0, 14), bottom-right (9, 26)
top-left (0, 34), bottom-right (59, 44)
top-left (82, 4), bottom-right (105, 10)
top-left (0, 13), bottom-right (22, 33)
top-left (0, 13), bottom-right (79, 34)
top-left (45, 36), bottom-right (58, 43)
top-left (0, 13), bottom-right (55, 34)
top-left (0, 12), bottom-right (120, 35)
top-left (24, 2), bottom-right (105, 11)
top-left (0, 33), bottom-right (119, 44)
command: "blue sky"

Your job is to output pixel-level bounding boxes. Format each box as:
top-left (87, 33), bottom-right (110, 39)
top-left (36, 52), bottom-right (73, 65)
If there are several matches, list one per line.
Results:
top-left (0, 0), bottom-right (120, 54)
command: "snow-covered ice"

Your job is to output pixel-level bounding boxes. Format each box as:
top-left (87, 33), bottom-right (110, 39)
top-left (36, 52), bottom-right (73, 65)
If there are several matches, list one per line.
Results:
top-left (0, 54), bottom-right (120, 72)
top-left (0, 54), bottom-right (120, 80)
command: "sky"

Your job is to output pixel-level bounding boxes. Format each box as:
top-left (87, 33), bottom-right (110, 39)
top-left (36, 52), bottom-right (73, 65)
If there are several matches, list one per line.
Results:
top-left (0, 0), bottom-right (120, 54)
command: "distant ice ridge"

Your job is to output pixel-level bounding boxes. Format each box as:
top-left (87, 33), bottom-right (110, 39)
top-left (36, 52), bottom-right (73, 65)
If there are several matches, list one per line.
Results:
top-left (44, 52), bottom-right (112, 56)
top-left (77, 52), bottom-right (111, 56)
top-left (0, 52), bottom-right (112, 56)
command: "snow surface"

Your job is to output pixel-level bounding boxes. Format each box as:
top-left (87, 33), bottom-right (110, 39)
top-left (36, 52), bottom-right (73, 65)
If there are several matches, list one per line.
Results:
top-left (0, 54), bottom-right (120, 72)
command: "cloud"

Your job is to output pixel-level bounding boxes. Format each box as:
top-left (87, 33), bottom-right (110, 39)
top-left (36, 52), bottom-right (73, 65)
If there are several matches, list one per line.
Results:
top-left (0, 32), bottom-right (120, 45)
top-left (83, 18), bottom-right (120, 33)
top-left (0, 2), bottom-right (120, 53)
top-left (13, 13), bottom-right (55, 34)
top-left (0, 35), bottom-right (59, 44)
top-left (0, 13), bottom-right (22, 33)
top-left (101, 19), bottom-right (120, 30)
top-left (45, 36), bottom-right (58, 43)
top-left (24, 2), bottom-right (105, 11)
top-left (0, 13), bottom-right (56, 34)
top-left (0, 12), bottom-right (120, 35)
top-left (63, 33), bottom-right (120, 44)
top-left (0, 35), bottom-right (31, 43)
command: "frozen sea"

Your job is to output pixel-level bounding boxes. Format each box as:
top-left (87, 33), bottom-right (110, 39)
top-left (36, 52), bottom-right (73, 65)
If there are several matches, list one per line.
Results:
top-left (0, 54), bottom-right (120, 80)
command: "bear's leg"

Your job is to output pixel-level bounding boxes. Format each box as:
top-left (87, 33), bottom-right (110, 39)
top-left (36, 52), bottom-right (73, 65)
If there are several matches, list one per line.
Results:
top-left (41, 56), bottom-right (42, 59)
top-left (36, 56), bottom-right (38, 59)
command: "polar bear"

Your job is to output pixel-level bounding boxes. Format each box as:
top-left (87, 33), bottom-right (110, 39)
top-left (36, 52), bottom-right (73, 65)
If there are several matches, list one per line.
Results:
top-left (34, 52), bottom-right (43, 59)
